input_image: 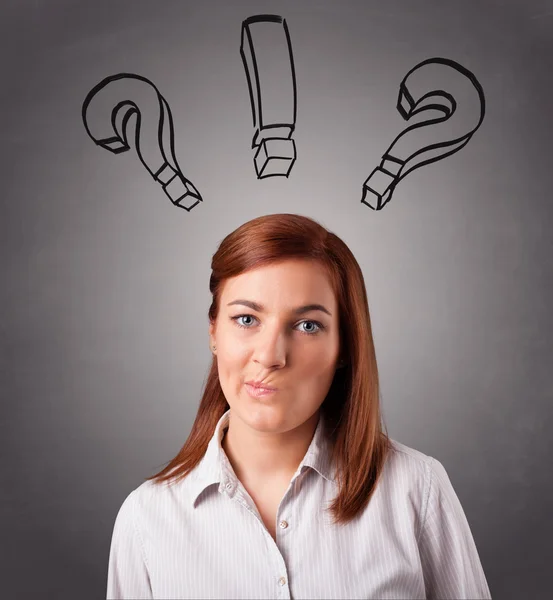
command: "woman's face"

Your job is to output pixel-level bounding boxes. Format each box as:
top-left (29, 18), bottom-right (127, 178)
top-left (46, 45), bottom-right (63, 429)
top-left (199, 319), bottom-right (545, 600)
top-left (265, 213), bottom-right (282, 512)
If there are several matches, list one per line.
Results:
top-left (208, 259), bottom-right (342, 433)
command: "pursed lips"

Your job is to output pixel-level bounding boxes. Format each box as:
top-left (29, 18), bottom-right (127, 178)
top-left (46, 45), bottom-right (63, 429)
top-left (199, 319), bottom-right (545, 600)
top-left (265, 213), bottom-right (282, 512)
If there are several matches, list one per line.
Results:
top-left (246, 382), bottom-right (278, 391)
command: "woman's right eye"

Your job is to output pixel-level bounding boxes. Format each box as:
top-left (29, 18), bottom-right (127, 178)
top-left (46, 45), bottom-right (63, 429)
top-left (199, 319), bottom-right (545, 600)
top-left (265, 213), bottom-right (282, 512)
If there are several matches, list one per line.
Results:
top-left (231, 314), bottom-right (256, 328)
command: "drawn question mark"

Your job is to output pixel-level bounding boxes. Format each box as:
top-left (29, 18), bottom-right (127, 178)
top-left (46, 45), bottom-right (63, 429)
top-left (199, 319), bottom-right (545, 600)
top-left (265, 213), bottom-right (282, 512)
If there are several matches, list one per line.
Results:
top-left (240, 14), bottom-right (297, 178)
top-left (82, 73), bottom-right (202, 211)
top-left (362, 57), bottom-right (485, 210)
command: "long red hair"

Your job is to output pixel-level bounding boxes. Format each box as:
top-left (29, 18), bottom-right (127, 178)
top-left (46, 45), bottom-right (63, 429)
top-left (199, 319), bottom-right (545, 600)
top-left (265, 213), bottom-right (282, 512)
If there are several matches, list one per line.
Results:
top-left (145, 213), bottom-right (392, 527)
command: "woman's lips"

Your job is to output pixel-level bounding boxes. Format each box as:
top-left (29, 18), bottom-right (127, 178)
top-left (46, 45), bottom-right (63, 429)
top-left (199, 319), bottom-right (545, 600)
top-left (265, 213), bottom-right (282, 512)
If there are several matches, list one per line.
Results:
top-left (245, 383), bottom-right (278, 398)
top-left (245, 380), bottom-right (277, 391)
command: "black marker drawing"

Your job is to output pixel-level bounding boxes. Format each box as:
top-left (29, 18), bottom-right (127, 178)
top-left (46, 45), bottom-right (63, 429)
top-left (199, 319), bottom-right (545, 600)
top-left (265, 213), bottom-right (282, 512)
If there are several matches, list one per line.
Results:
top-left (240, 15), bottom-right (297, 179)
top-left (82, 73), bottom-right (202, 211)
top-left (362, 57), bottom-right (485, 210)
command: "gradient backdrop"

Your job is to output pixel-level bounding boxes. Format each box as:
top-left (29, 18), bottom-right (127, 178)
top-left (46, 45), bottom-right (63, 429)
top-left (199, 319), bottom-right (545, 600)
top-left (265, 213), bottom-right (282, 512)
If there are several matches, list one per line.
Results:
top-left (1, 0), bottom-right (552, 598)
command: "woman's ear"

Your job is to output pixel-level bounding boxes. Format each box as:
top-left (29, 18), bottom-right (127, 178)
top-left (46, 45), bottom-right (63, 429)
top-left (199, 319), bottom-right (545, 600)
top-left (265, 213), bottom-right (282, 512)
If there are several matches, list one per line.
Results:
top-left (209, 322), bottom-right (215, 350)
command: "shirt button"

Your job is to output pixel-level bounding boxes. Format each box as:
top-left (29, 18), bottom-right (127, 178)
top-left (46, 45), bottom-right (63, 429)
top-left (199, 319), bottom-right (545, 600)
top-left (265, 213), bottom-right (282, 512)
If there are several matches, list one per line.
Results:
top-left (279, 520), bottom-right (288, 529)
top-left (225, 482), bottom-right (233, 491)
top-left (278, 577), bottom-right (287, 586)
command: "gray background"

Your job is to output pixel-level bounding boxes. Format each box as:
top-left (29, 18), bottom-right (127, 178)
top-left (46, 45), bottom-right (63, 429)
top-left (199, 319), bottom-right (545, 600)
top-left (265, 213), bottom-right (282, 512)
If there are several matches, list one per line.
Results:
top-left (1, 0), bottom-right (552, 598)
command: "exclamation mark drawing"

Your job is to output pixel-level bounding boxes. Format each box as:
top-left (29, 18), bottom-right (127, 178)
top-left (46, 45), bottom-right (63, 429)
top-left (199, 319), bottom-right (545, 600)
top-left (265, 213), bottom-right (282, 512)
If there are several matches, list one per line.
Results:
top-left (240, 14), bottom-right (297, 178)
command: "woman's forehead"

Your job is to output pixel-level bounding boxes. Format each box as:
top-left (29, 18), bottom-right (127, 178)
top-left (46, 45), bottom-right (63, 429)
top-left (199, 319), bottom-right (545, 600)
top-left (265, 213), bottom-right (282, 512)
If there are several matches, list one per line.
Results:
top-left (222, 263), bottom-right (336, 306)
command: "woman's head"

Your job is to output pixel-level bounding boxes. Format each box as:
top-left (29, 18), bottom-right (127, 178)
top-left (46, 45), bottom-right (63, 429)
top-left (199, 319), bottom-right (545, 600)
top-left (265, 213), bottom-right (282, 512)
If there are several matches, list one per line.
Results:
top-left (147, 213), bottom-right (391, 526)
top-left (208, 257), bottom-right (343, 438)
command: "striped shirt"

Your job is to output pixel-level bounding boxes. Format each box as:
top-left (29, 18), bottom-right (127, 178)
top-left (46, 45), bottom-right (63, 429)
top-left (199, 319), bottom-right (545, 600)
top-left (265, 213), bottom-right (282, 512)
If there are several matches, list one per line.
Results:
top-left (106, 409), bottom-right (491, 599)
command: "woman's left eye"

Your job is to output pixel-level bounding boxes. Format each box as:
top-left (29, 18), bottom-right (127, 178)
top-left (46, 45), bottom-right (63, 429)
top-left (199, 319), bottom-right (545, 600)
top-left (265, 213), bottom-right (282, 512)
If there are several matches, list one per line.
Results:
top-left (230, 314), bottom-right (324, 335)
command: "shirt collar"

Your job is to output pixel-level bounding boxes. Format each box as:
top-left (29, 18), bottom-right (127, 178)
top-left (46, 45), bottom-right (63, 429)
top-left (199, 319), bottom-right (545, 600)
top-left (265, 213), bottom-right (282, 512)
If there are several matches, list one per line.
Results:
top-left (187, 409), bottom-right (337, 508)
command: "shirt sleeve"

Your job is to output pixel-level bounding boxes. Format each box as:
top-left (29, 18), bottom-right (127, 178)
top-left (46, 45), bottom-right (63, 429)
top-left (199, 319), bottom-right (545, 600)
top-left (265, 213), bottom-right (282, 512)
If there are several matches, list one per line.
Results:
top-left (418, 458), bottom-right (492, 599)
top-left (106, 489), bottom-right (153, 600)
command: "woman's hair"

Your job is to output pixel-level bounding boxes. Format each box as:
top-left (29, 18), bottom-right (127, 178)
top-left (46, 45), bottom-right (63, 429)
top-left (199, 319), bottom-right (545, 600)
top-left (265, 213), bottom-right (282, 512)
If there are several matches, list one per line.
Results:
top-left (145, 213), bottom-right (392, 527)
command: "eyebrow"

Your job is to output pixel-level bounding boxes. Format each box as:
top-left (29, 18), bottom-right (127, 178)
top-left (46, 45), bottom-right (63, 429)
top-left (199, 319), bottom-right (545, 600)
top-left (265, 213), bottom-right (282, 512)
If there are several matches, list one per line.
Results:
top-left (227, 299), bottom-right (332, 317)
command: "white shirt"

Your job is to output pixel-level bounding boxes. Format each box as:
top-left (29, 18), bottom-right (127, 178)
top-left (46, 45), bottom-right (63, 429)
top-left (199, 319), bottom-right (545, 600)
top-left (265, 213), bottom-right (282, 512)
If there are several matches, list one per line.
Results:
top-left (106, 409), bottom-right (491, 599)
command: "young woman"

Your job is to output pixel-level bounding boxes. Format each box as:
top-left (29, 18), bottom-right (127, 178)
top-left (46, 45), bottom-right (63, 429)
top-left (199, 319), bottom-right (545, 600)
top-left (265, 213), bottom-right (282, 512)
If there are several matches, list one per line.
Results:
top-left (107, 213), bottom-right (491, 599)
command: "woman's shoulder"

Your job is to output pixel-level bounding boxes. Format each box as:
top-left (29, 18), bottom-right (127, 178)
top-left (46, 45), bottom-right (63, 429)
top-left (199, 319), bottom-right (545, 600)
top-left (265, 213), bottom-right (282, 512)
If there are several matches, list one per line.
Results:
top-left (132, 472), bottom-right (192, 508)
top-left (112, 474), bottom-right (195, 536)
top-left (115, 469), bottom-right (194, 513)
top-left (387, 437), bottom-right (435, 467)
top-left (381, 437), bottom-right (438, 497)
top-left (112, 480), bottom-right (164, 519)
top-left (381, 437), bottom-right (463, 516)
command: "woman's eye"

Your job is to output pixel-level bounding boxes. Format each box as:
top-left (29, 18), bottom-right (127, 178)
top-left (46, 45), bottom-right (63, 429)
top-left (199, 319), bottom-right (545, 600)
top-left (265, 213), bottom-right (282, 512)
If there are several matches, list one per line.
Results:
top-left (235, 315), bottom-right (255, 327)
top-left (230, 315), bottom-right (323, 335)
